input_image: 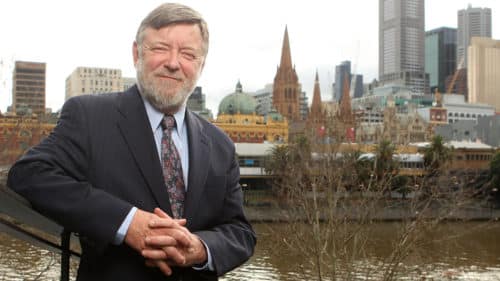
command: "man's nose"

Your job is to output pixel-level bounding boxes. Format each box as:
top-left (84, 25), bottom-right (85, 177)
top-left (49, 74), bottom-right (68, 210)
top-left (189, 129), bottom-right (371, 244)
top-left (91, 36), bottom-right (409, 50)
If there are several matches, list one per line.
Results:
top-left (163, 51), bottom-right (180, 71)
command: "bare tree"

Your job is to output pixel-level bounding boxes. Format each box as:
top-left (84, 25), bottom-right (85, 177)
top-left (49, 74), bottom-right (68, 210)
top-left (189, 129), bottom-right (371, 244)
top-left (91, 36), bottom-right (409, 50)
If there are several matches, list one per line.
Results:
top-left (264, 116), bottom-right (486, 280)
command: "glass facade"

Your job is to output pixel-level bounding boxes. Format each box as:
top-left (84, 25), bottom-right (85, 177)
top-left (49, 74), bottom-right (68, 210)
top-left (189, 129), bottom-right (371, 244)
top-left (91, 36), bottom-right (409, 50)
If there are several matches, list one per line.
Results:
top-left (425, 28), bottom-right (457, 93)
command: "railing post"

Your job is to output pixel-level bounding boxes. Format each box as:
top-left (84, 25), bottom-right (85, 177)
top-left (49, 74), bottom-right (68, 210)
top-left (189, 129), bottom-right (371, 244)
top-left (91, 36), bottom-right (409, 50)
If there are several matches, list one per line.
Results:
top-left (60, 229), bottom-right (71, 281)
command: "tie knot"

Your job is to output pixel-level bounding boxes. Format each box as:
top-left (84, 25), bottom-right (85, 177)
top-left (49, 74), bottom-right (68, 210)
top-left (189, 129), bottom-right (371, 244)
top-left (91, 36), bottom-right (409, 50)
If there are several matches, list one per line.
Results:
top-left (161, 115), bottom-right (176, 131)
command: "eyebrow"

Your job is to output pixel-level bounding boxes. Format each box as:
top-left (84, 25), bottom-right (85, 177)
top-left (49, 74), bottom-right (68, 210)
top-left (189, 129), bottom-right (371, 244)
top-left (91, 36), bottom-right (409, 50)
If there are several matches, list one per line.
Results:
top-left (147, 41), bottom-right (200, 52)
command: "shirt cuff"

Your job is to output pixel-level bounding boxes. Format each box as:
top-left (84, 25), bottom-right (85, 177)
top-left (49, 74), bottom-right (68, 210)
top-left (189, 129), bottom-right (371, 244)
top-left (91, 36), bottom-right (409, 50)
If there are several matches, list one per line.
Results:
top-left (192, 236), bottom-right (214, 271)
top-left (113, 206), bottom-right (137, 245)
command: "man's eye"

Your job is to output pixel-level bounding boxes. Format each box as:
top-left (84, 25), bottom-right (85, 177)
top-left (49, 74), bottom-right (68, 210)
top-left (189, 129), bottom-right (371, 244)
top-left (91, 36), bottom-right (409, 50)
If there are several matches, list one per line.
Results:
top-left (151, 47), bottom-right (168, 53)
top-left (181, 52), bottom-right (197, 60)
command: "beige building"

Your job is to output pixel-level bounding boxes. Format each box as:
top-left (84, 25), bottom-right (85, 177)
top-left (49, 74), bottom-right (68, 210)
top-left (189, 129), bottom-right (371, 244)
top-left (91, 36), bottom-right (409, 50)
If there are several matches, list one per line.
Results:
top-left (65, 67), bottom-right (123, 100)
top-left (12, 61), bottom-right (46, 116)
top-left (468, 37), bottom-right (500, 112)
top-left (122, 77), bottom-right (137, 91)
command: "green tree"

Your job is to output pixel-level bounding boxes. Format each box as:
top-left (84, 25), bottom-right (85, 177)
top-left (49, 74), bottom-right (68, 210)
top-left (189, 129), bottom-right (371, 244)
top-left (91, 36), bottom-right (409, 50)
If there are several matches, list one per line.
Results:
top-left (374, 139), bottom-right (399, 183)
top-left (490, 152), bottom-right (500, 188)
top-left (423, 135), bottom-right (452, 176)
top-left (488, 151), bottom-right (500, 204)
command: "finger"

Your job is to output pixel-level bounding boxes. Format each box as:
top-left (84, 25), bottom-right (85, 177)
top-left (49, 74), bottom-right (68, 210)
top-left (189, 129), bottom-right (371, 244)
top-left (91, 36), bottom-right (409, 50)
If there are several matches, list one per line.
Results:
top-left (149, 218), bottom-right (176, 228)
top-left (145, 226), bottom-right (193, 247)
top-left (154, 208), bottom-right (170, 218)
top-left (149, 218), bottom-right (187, 229)
top-left (156, 260), bottom-right (173, 276)
top-left (142, 246), bottom-right (186, 266)
top-left (163, 246), bottom-right (186, 266)
top-left (145, 235), bottom-right (177, 247)
top-left (153, 208), bottom-right (187, 225)
top-left (175, 218), bottom-right (187, 226)
top-left (142, 248), bottom-right (168, 260)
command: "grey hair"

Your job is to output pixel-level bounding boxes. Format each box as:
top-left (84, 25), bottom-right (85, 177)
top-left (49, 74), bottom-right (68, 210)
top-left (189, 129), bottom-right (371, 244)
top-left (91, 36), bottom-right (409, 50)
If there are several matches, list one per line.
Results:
top-left (136, 3), bottom-right (209, 55)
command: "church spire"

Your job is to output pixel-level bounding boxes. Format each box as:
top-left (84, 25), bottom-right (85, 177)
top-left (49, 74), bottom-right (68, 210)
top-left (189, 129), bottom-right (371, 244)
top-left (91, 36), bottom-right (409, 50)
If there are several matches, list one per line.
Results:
top-left (311, 70), bottom-right (322, 111)
top-left (339, 74), bottom-right (353, 122)
top-left (279, 26), bottom-right (293, 69)
top-left (273, 26), bottom-right (301, 122)
top-left (308, 70), bottom-right (326, 135)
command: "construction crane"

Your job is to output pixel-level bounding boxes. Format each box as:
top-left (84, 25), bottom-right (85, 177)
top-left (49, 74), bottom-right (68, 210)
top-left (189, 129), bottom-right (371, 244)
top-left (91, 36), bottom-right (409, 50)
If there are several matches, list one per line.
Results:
top-left (446, 57), bottom-right (465, 94)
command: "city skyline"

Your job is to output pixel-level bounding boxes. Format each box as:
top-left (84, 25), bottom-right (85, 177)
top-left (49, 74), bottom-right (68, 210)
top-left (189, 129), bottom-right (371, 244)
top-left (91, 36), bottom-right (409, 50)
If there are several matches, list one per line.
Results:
top-left (0, 0), bottom-right (499, 115)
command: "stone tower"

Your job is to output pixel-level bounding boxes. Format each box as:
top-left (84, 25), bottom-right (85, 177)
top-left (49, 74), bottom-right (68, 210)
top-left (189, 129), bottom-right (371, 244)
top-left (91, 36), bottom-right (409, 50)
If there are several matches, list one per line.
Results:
top-left (272, 26), bottom-right (302, 122)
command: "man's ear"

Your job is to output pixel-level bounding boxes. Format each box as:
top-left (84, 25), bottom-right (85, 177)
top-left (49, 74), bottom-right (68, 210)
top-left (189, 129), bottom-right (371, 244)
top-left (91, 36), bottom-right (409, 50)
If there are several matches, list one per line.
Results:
top-left (132, 41), bottom-right (139, 67)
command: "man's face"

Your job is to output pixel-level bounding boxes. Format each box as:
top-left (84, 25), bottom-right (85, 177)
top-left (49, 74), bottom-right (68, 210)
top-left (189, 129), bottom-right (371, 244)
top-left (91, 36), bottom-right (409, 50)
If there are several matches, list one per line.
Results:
top-left (133, 24), bottom-right (205, 114)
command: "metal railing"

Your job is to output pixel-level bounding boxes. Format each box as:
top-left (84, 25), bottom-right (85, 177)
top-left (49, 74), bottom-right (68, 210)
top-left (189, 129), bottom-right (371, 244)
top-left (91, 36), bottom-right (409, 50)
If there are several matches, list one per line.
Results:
top-left (0, 178), bottom-right (79, 281)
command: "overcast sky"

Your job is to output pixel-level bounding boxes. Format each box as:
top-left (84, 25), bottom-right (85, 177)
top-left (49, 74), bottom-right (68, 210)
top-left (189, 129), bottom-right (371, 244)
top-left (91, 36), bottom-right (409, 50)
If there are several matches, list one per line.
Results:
top-left (0, 0), bottom-right (498, 115)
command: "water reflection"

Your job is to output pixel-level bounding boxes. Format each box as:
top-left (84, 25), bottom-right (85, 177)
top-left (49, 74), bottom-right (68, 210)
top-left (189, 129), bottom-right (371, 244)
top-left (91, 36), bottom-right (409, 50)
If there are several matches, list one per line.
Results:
top-left (1, 222), bottom-right (500, 280)
top-left (0, 232), bottom-right (78, 280)
top-left (224, 222), bottom-right (500, 280)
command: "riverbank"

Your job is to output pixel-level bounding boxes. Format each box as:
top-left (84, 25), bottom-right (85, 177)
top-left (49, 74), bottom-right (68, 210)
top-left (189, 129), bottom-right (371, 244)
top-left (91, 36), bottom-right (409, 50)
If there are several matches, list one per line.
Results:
top-left (244, 202), bottom-right (500, 222)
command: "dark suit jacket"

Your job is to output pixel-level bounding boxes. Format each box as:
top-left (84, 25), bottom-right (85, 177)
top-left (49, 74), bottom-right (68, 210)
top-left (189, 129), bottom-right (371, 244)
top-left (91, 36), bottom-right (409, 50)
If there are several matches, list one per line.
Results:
top-left (7, 86), bottom-right (256, 281)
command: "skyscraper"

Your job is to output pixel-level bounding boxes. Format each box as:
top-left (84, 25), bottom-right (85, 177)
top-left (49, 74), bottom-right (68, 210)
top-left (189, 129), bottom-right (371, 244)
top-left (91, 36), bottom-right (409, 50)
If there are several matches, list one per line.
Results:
top-left (350, 74), bottom-right (364, 98)
top-left (457, 5), bottom-right (492, 69)
top-left (379, 0), bottom-right (429, 94)
top-left (12, 61), bottom-right (46, 116)
top-left (468, 38), bottom-right (500, 112)
top-left (425, 27), bottom-right (457, 93)
top-left (334, 61), bottom-right (351, 102)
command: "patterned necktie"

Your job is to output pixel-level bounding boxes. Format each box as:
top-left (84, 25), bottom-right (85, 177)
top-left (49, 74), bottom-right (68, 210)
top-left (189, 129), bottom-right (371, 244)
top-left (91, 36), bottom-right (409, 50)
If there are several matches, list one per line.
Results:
top-left (161, 115), bottom-right (185, 219)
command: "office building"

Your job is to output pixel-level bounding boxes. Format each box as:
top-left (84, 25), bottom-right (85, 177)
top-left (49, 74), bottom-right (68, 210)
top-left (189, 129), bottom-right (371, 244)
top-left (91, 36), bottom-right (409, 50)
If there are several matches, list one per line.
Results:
top-left (425, 27), bottom-right (457, 93)
top-left (457, 5), bottom-right (492, 69)
top-left (250, 84), bottom-right (273, 117)
top-left (334, 61), bottom-right (351, 102)
top-left (468, 37), bottom-right (500, 112)
top-left (122, 77), bottom-right (137, 91)
top-left (65, 67), bottom-right (122, 100)
top-left (12, 61), bottom-right (46, 116)
top-left (379, 0), bottom-right (429, 93)
top-left (350, 74), bottom-right (364, 98)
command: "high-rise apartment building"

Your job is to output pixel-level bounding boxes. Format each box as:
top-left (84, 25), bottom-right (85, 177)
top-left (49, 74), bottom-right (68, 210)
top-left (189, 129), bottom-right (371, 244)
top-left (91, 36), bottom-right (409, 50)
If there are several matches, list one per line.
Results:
top-left (334, 61), bottom-right (351, 102)
top-left (12, 61), bottom-right (46, 115)
top-left (379, 0), bottom-right (429, 94)
top-left (457, 5), bottom-right (492, 69)
top-left (425, 27), bottom-right (457, 93)
top-left (65, 67), bottom-right (122, 100)
top-left (468, 37), bottom-right (500, 112)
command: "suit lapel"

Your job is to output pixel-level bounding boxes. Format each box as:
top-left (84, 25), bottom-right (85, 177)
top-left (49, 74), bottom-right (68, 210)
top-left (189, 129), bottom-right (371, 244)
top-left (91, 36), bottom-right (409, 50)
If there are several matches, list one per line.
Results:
top-left (184, 110), bottom-right (210, 222)
top-left (115, 87), bottom-right (171, 212)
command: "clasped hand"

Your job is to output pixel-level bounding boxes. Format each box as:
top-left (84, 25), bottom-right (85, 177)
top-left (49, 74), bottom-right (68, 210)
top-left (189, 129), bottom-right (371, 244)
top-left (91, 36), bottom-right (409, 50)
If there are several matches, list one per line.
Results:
top-left (124, 207), bottom-right (207, 276)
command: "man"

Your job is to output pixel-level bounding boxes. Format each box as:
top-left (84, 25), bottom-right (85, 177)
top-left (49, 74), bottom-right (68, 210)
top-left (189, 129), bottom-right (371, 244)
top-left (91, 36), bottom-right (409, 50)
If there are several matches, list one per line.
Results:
top-left (7, 3), bottom-right (256, 281)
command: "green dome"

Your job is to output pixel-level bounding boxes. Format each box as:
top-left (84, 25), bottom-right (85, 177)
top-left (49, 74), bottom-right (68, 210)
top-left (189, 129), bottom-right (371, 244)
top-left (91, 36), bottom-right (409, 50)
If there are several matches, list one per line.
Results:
top-left (266, 108), bottom-right (284, 121)
top-left (218, 81), bottom-right (256, 115)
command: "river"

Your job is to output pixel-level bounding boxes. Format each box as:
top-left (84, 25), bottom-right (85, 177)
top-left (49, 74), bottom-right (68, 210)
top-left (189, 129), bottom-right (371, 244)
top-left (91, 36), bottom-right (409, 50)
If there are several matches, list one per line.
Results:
top-left (1, 222), bottom-right (500, 280)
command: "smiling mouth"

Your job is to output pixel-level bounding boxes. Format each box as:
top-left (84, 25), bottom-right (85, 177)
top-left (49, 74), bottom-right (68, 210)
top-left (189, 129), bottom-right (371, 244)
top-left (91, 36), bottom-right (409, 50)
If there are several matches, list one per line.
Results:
top-left (157, 75), bottom-right (182, 81)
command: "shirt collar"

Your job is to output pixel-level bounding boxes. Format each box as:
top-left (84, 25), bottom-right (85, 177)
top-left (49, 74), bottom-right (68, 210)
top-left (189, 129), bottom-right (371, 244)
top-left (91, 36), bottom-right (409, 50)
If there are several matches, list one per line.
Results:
top-left (143, 98), bottom-right (186, 135)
